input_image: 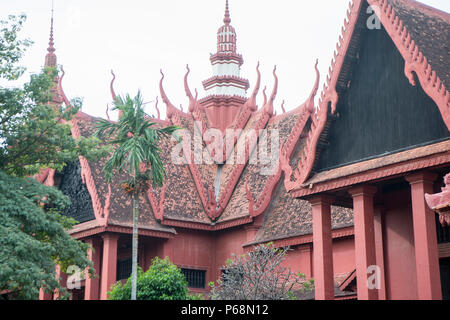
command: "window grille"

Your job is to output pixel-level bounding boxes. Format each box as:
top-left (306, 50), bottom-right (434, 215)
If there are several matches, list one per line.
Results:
top-left (436, 214), bottom-right (450, 244)
top-left (117, 258), bottom-right (133, 280)
top-left (181, 268), bottom-right (206, 289)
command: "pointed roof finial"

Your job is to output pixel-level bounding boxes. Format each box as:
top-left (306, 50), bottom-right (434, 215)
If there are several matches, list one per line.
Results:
top-left (224, 0), bottom-right (231, 24)
top-left (45, 1), bottom-right (57, 67)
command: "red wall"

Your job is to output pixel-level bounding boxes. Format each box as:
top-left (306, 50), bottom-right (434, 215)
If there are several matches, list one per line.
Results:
top-left (382, 188), bottom-right (418, 300)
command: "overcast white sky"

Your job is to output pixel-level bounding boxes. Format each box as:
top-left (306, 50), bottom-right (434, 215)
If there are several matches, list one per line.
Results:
top-left (1, 0), bottom-right (449, 120)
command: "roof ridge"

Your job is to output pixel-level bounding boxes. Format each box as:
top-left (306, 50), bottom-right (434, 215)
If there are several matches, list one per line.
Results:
top-left (391, 0), bottom-right (450, 21)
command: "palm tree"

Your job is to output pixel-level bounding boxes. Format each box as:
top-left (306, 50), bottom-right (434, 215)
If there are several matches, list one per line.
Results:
top-left (95, 90), bottom-right (178, 300)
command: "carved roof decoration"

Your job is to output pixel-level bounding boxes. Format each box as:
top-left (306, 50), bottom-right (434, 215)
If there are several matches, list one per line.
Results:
top-left (280, 0), bottom-right (450, 194)
top-left (425, 172), bottom-right (450, 226)
top-left (38, 0), bottom-right (450, 242)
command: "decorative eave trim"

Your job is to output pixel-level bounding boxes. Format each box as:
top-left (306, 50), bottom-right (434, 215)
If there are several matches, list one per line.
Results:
top-left (69, 225), bottom-right (175, 240)
top-left (244, 226), bottom-right (354, 248)
top-left (291, 150), bottom-right (450, 198)
top-left (246, 61), bottom-right (319, 217)
top-left (367, 0), bottom-right (450, 129)
top-left (210, 52), bottom-right (243, 65)
top-left (57, 67), bottom-right (111, 227)
top-left (199, 94), bottom-right (247, 105)
top-left (146, 183), bottom-right (166, 221)
top-left (425, 173), bottom-right (450, 226)
top-left (70, 116), bottom-right (111, 227)
top-left (216, 109), bottom-right (272, 215)
top-left (202, 75), bottom-right (250, 91)
top-left (280, 0), bottom-right (361, 193)
top-left (160, 216), bottom-right (253, 231)
top-left (281, 0), bottom-right (450, 193)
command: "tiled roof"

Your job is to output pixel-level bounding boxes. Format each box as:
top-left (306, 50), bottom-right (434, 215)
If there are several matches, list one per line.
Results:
top-left (389, 0), bottom-right (450, 91)
top-left (74, 113), bottom-right (176, 234)
top-left (64, 0), bottom-right (448, 244)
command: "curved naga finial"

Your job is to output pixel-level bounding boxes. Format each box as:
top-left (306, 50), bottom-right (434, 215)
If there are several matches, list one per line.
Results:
top-left (154, 96), bottom-right (160, 119)
top-left (57, 65), bottom-right (71, 107)
top-left (159, 69), bottom-right (177, 120)
top-left (110, 70), bottom-right (117, 101)
top-left (262, 86), bottom-right (267, 107)
top-left (270, 65), bottom-right (278, 103)
top-left (305, 59), bottom-right (320, 114)
top-left (244, 62), bottom-right (261, 112)
top-left (106, 103), bottom-right (111, 120)
top-left (110, 70), bottom-right (122, 118)
top-left (184, 65), bottom-right (198, 113)
top-left (281, 100), bottom-right (286, 113)
top-left (261, 66), bottom-right (277, 116)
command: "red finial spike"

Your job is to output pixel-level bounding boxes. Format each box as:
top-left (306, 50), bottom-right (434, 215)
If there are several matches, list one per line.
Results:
top-left (262, 86), bottom-right (267, 106)
top-left (155, 96), bottom-right (160, 119)
top-left (270, 65), bottom-right (278, 103)
top-left (57, 65), bottom-right (70, 107)
top-left (110, 70), bottom-right (117, 101)
top-left (106, 104), bottom-right (111, 121)
top-left (224, 0), bottom-right (231, 24)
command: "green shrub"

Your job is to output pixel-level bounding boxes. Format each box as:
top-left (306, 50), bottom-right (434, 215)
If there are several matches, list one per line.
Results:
top-left (108, 257), bottom-right (197, 300)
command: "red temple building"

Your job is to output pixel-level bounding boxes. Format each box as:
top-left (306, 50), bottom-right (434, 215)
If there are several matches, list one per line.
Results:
top-left (37, 0), bottom-right (450, 300)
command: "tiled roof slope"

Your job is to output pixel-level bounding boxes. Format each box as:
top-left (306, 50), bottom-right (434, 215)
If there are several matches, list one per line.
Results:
top-left (389, 0), bottom-right (449, 91)
top-left (74, 112), bottom-right (175, 233)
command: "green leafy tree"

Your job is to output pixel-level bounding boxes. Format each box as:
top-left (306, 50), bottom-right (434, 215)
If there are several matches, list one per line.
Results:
top-left (209, 243), bottom-right (314, 300)
top-left (108, 257), bottom-right (198, 300)
top-left (95, 92), bottom-right (178, 300)
top-left (0, 171), bottom-right (93, 299)
top-left (0, 14), bottom-right (108, 299)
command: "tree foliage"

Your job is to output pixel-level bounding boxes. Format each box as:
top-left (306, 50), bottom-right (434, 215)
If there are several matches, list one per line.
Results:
top-left (0, 14), bottom-right (108, 299)
top-left (0, 171), bottom-right (93, 299)
top-left (95, 91), bottom-right (178, 300)
top-left (107, 257), bottom-right (199, 300)
top-left (95, 91), bottom-right (179, 188)
top-left (209, 243), bottom-right (314, 300)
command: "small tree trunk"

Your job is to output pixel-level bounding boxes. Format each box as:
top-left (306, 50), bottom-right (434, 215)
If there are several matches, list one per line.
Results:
top-left (131, 191), bottom-right (139, 300)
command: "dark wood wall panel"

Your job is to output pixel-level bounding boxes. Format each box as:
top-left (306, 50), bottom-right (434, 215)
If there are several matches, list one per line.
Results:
top-left (316, 25), bottom-right (449, 172)
top-left (59, 160), bottom-right (95, 224)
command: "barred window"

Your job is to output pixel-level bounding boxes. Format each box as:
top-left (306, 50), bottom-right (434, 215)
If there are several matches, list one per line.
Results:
top-left (181, 268), bottom-right (206, 289)
top-left (436, 214), bottom-right (450, 244)
top-left (117, 258), bottom-right (132, 281)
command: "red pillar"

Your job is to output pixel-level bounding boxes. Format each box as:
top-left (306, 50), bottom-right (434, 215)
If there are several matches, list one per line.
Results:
top-left (309, 195), bottom-right (335, 300)
top-left (161, 238), bottom-right (174, 261)
top-left (84, 237), bottom-right (101, 300)
top-left (39, 288), bottom-right (53, 300)
top-left (373, 206), bottom-right (386, 300)
top-left (53, 265), bottom-right (68, 300)
top-left (348, 185), bottom-right (378, 300)
top-left (405, 172), bottom-right (442, 300)
top-left (100, 233), bottom-right (119, 300)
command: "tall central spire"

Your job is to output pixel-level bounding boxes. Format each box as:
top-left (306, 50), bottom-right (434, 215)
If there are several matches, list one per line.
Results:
top-left (223, 0), bottom-right (231, 25)
top-left (45, 3), bottom-right (57, 67)
top-left (202, 0), bottom-right (249, 97)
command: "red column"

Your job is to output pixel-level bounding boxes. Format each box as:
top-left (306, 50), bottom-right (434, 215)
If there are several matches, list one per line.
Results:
top-left (309, 195), bottom-right (335, 300)
top-left (373, 206), bottom-right (386, 300)
top-left (348, 185), bottom-right (378, 300)
top-left (405, 172), bottom-right (442, 300)
top-left (53, 265), bottom-right (68, 300)
top-left (39, 288), bottom-right (53, 300)
top-left (84, 237), bottom-right (101, 300)
top-left (100, 233), bottom-right (119, 300)
top-left (161, 238), bottom-right (174, 261)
